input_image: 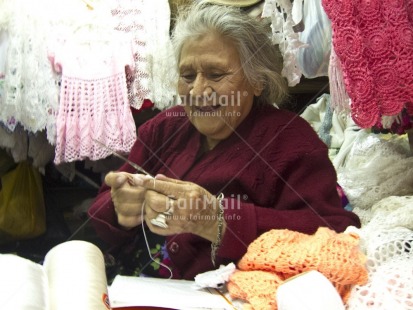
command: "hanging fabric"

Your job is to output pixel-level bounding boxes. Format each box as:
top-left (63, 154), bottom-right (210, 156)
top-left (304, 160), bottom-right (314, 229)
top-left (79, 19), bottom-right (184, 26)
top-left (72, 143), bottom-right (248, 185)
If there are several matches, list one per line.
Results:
top-left (262, 0), bottom-right (307, 87)
top-left (1, 0), bottom-right (179, 167)
top-left (111, 0), bottom-right (178, 110)
top-left (322, 0), bottom-right (413, 129)
top-left (49, 24), bottom-right (137, 164)
top-left (295, 0), bottom-right (332, 79)
top-left (0, 0), bottom-right (60, 143)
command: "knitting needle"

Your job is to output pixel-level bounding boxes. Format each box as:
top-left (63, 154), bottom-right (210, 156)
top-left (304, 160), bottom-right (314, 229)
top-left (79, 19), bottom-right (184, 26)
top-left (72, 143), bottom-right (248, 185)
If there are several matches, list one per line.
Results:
top-left (93, 139), bottom-right (154, 178)
top-left (93, 138), bottom-right (168, 228)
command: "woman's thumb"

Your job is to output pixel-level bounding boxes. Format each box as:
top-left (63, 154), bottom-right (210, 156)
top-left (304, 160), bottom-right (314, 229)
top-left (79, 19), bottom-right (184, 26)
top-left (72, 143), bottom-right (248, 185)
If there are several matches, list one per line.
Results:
top-left (104, 171), bottom-right (129, 189)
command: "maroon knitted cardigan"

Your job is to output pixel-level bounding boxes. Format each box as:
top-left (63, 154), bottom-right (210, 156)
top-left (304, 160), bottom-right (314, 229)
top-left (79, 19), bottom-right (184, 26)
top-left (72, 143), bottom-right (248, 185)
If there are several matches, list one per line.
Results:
top-left (88, 103), bottom-right (361, 280)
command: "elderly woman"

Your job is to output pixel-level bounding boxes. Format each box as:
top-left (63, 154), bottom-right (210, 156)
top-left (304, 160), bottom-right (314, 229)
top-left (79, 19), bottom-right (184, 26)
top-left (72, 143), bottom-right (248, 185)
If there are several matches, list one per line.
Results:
top-left (88, 3), bottom-right (360, 280)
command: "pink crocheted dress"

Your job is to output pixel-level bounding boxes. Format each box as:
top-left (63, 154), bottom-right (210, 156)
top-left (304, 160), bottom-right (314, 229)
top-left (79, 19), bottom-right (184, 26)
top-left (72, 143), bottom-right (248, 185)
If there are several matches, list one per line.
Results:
top-left (49, 31), bottom-right (137, 164)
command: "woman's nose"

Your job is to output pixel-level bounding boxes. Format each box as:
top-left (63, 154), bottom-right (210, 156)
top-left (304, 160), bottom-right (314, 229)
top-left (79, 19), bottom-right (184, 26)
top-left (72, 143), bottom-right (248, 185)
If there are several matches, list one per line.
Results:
top-left (189, 74), bottom-right (208, 96)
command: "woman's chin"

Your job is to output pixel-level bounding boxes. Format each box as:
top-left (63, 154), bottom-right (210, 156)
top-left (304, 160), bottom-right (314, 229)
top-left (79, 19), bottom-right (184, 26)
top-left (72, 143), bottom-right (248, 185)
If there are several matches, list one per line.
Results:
top-left (191, 120), bottom-right (228, 139)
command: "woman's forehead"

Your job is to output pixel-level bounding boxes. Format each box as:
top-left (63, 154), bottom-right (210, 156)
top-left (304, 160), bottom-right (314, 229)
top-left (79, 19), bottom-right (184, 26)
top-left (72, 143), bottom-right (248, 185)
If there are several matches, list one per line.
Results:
top-left (179, 33), bottom-right (240, 67)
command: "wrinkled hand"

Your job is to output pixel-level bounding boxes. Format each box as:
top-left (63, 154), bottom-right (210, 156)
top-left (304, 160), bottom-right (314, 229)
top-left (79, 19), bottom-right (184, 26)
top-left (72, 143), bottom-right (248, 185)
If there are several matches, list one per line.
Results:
top-left (104, 171), bottom-right (146, 230)
top-left (134, 174), bottom-right (226, 242)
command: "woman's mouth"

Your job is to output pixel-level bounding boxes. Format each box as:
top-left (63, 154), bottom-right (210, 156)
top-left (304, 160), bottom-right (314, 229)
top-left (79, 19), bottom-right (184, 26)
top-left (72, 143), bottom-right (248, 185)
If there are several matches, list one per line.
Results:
top-left (195, 105), bottom-right (222, 113)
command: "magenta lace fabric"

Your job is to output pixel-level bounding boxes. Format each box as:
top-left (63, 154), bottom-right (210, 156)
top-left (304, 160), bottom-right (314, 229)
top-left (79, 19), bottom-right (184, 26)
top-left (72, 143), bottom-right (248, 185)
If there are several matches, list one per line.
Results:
top-left (322, 0), bottom-right (413, 128)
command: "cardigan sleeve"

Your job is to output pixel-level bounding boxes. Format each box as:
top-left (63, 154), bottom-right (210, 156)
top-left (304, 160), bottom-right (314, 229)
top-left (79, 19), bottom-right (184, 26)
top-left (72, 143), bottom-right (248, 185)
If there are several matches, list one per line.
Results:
top-left (216, 147), bottom-right (361, 261)
top-left (87, 184), bottom-right (138, 247)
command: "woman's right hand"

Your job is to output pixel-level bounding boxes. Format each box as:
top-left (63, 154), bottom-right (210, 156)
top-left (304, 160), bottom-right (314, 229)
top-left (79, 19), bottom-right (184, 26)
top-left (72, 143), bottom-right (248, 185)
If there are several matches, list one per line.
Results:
top-left (104, 171), bottom-right (146, 230)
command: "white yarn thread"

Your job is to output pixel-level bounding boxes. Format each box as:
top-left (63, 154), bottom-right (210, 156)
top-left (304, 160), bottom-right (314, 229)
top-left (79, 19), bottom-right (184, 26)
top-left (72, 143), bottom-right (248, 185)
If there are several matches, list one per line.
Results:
top-left (0, 254), bottom-right (48, 310)
top-left (276, 270), bottom-right (345, 310)
top-left (141, 201), bottom-right (173, 279)
top-left (93, 192), bottom-right (173, 278)
top-left (43, 240), bottom-right (110, 310)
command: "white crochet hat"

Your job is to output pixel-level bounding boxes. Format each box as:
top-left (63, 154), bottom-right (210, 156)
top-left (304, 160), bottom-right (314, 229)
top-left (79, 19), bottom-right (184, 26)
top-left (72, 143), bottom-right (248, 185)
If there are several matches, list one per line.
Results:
top-left (201, 0), bottom-right (262, 7)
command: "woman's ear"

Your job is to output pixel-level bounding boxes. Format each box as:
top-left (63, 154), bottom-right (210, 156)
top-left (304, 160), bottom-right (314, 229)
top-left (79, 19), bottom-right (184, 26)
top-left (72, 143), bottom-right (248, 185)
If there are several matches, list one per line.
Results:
top-left (253, 83), bottom-right (264, 97)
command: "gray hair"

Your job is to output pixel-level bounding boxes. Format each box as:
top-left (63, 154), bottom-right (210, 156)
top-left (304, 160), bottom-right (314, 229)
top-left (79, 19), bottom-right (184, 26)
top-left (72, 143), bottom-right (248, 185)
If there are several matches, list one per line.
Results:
top-left (171, 2), bottom-right (288, 106)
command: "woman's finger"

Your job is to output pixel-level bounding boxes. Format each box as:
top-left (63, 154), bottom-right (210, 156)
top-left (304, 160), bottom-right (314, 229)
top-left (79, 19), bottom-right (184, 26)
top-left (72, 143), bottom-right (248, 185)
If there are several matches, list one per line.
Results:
top-left (144, 190), bottom-right (175, 213)
top-left (154, 174), bottom-right (187, 184)
top-left (133, 174), bottom-right (191, 197)
top-left (105, 171), bottom-right (129, 189)
top-left (117, 214), bottom-right (143, 230)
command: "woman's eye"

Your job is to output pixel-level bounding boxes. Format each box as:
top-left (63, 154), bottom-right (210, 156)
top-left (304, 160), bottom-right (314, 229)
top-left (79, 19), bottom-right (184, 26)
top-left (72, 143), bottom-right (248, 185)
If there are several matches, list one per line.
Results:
top-left (180, 74), bottom-right (195, 82)
top-left (207, 73), bottom-right (225, 81)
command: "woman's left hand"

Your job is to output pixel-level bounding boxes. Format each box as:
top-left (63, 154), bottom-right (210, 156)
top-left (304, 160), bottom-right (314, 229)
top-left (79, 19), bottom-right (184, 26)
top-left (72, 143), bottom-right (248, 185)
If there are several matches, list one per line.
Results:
top-left (132, 174), bottom-right (225, 242)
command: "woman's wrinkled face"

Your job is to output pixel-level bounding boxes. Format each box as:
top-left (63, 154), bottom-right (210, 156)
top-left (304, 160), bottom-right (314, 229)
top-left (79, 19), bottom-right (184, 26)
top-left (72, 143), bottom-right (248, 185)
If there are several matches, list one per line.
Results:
top-left (178, 33), bottom-right (261, 149)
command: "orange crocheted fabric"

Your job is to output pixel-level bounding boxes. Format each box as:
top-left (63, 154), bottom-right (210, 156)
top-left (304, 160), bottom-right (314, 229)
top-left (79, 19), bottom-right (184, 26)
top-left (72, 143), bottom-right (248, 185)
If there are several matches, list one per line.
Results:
top-left (228, 227), bottom-right (368, 309)
top-left (228, 271), bottom-right (285, 310)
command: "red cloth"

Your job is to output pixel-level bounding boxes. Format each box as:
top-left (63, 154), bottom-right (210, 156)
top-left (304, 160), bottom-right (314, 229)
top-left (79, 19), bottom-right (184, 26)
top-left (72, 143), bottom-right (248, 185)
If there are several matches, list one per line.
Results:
top-left (131, 99), bottom-right (154, 114)
top-left (88, 104), bottom-right (360, 280)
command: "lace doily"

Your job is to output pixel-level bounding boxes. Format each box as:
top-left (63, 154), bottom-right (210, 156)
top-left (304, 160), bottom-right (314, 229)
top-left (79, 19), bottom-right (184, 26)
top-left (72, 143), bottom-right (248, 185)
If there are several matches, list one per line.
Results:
top-left (355, 196), bottom-right (413, 249)
top-left (322, 0), bottom-right (413, 128)
top-left (337, 131), bottom-right (413, 209)
top-left (346, 196), bottom-right (413, 309)
top-left (347, 233), bottom-right (413, 310)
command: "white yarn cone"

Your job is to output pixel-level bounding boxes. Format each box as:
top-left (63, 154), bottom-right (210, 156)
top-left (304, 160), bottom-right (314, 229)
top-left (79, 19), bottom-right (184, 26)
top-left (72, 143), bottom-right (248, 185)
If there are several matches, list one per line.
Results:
top-left (277, 270), bottom-right (345, 310)
top-left (43, 240), bottom-right (110, 310)
top-left (0, 254), bottom-right (48, 310)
